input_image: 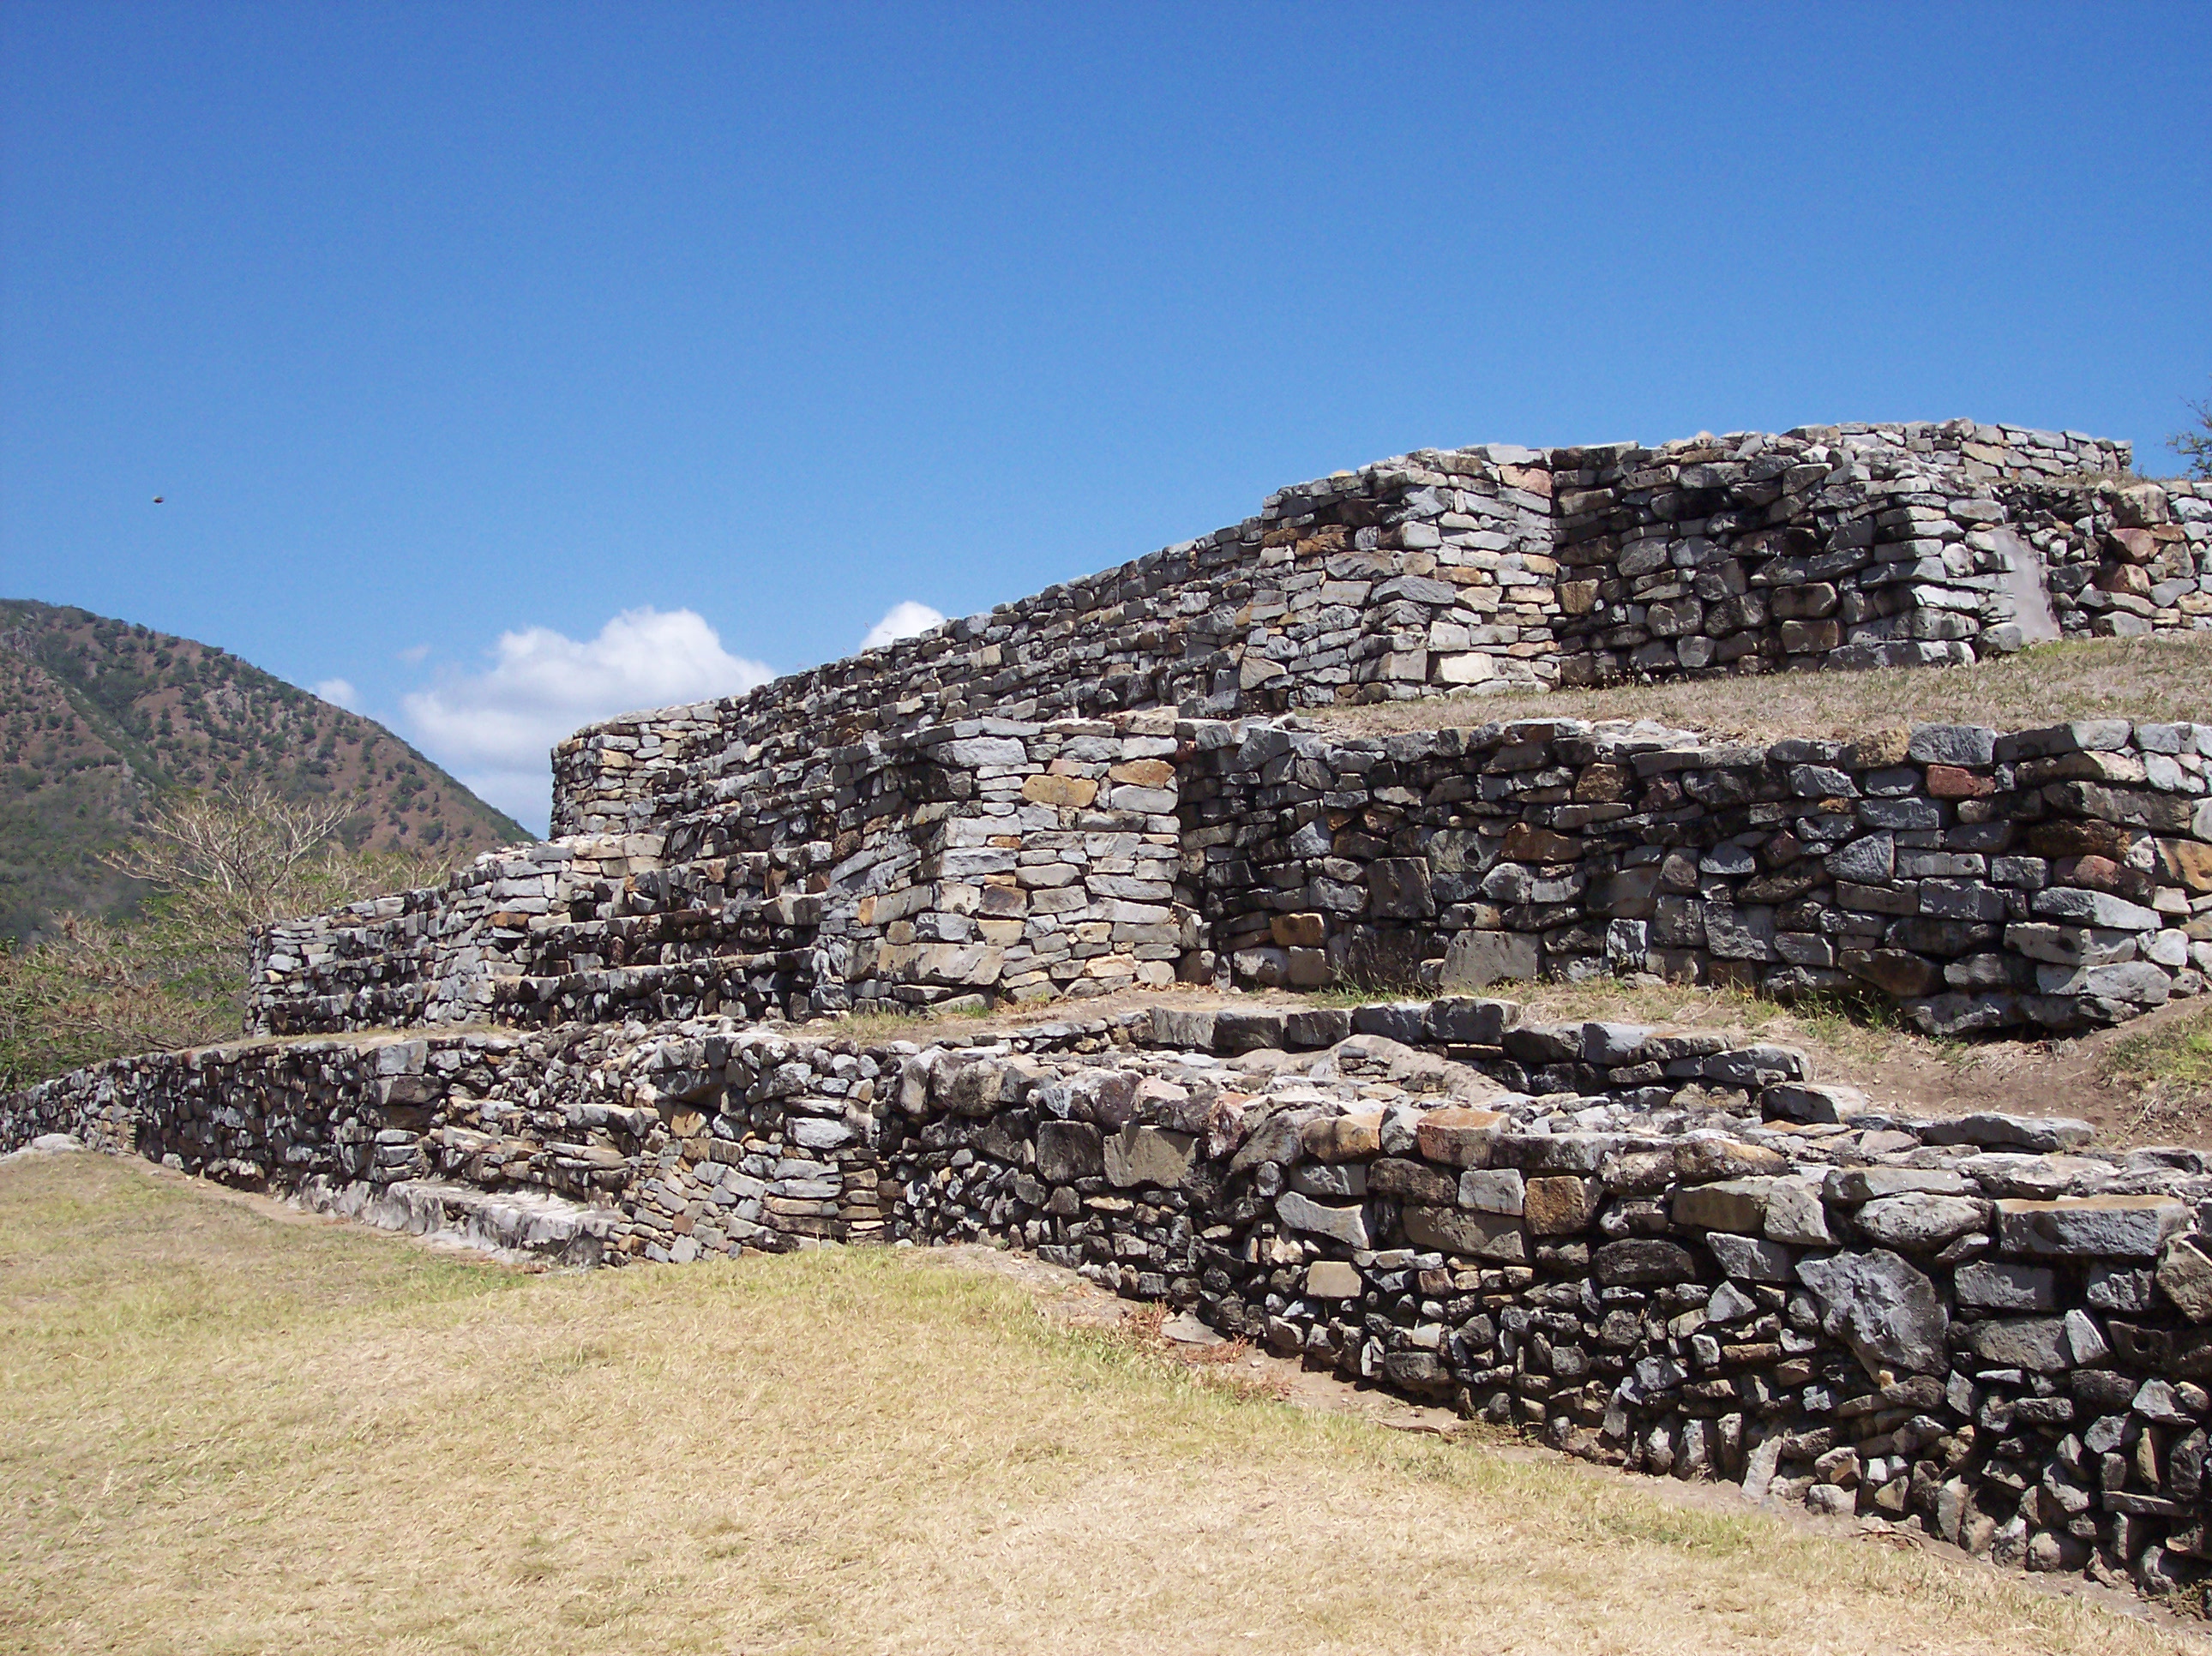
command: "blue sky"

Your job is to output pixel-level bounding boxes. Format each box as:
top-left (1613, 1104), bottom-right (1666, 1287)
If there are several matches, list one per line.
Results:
top-left (4, 3), bottom-right (2208, 831)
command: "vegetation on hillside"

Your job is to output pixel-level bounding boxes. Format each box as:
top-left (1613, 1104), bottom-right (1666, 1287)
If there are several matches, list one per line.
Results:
top-left (0, 781), bottom-right (457, 1090)
top-left (0, 597), bottom-right (525, 940)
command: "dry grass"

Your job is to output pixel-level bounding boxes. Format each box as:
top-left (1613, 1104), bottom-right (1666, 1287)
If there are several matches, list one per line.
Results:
top-left (0, 1154), bottom-right (2194, 1656)
top-left (2103, 1002), bottom-right (2212, 1141)
top-left (1316, 633), bottom-right (2212, 741)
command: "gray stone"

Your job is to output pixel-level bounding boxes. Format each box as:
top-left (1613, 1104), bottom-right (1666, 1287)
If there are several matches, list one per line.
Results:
top-left (1995, 1196), bottom-right (2191, 1259)
top-left (1954, 1260), bottom-right (2058, 1311)
top-left (1594, 1238), bottom-right (1700, 1286)
top-left (1706, 1231), bottom-right (1796, 1283)
top-left (1706, 1281), bottom-right (1758, 1323)
top-left (1796, 1248), bottom-right (1950, 1377)
top-left (1919, 1111), bottom-right (2095, 1152)
top-left (1854, 1192), bottom-right (1988, 1251)
top-left (1440, 929), bottom-right (1540, 990)
top-left (1825, 833), bottom-right (1895, 884)
top-left (1580, 1021), bottom-right (1653, 1065)
top-left (1275, 1190), bottom-right (1370, 1249)
top-left (2063, 1307), bottom-right (2110, 1366)
top-left (1289, 1161), bottom-right (1367, 1199)
top-left (2156, 1233), bottom-right (2212, 1322)
top-left (1907, 724), bottom-right (1998, 767)
top-left (1035, 1119), bottom-right (1103, 1182)
top-left (2131, 1378), bottom-right (2196, 1425)
top-left (2030, 888), bottom-right (2161, 931)
top-left (1824, 1167), bottom-right (1967, 1204)
top-left (1762, 1179), bottom-right (1836, 1247)
top-left (1967, 1317), bottom-right (2071, 1372)
top-left (1762, 1083), bottom-right (1865, 1125)
top-left (2087, 1264), bottom-right (2159, 1313)
top-left (1424, 996), bottom-right (1520, 1047)
top-left (1402, 1204), bottom-right (1524, 1262)
top-left (1457, 1167), bottom-right (1526, 1215)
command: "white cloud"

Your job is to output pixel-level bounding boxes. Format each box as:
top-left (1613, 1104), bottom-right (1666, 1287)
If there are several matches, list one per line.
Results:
top-left (311, 677), bottom-right (361, 711)
top-left (860, 600), bottom-right (947, 652)
top-left (402, 607), bottom-right (772, 833)
top-left (397, 643), bottom-right (431, 664)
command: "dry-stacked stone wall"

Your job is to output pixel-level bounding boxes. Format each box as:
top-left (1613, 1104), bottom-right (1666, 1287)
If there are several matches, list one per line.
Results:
top-left (8, 999), bottom-right (2209, 1605)
top-left (250, 717), bottom-right (1193, 1033)
top-left (253, 710), bottom-right (2212, 1040)
top-left (2005, 477), bottom-right (2212, 639)
top-left (550, 422), bottom-right (2186, 838)
top-left (1183, 714), bottom-right (2212, 1036)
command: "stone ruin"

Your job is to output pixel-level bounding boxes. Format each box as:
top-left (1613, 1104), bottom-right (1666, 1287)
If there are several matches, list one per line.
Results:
top-left (243, 421), bottom-right (2210, 1041)
top-left (5, 419), bottom-right (2210, 1609)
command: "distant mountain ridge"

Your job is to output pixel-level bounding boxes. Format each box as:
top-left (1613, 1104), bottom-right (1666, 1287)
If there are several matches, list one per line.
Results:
top-left (0, 598), bottom-right (528, 939)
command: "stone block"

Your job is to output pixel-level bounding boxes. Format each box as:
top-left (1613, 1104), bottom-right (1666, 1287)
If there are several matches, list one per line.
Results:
top-left (1440, 929), bottom-right (1540, 990)
top-left (1402, 1204), bottom-right (1525, 1262)
top-left (1705, 1231), bottom-right (1795, 1284)
top-left (1414, 1106), bottom-right (1506, 1167)
top-left (1907, 724), bottom-right (1999, 767)
top-left (1104, 1124), bottom-right (1195, 1190)
top-left (1275, 1191), bottom-right (1370, 1249)
top-left (1457, 1167), bottom-right (1525, 1215)
top-left (1305, 1260), bottom-right (1363, 1299)
top-left (1954, 1260), bottom-right (2058, 1311)
top-left (1825, 1167), bottom-right (1969, 1203)
top-left (1673, 1178), bottom-right (1772, 1234)
top-left (1593, 1238), bottom-right (1700, 1286)
top-left (1425, 996), bottom-right (1518, 1046)
top-left (1146, 1006), bottom-right (1217, 1051)
top-left (1021, 774), bottom-right (1097, 807)
top-left (1996, 1196), bottom-right (2191, 1259)
top-left (1367, 858), bottom-right (1436, 920)
top-left (1215, 1008), bottom-right (1289, 1053)
top-left (1919, 1111), bottom-right (2095, 1152)
top-left (1367, 1157), bottom-right (1455, 1205)
top-left (1036, 1119), bottom-right (1103, 1183)
top-left (1968, 1317), bottom-right (2071, 1372)
top-left (2157, 1233), bottom-right (2212, 1323)
top-left (1761, 1082), bottom-right (1866, 1125)
top-left (1854, 1192), bottom-right (1989, 1251)
top-left (1524, 1174), bottom-right (1601, 1235)
top-left (1797, 1248), bottom-right (1949, 1377)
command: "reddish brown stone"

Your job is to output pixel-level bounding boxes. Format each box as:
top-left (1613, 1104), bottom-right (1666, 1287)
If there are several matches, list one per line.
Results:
top-left (1502, 822), bottom-right (1585, 862)
top-left (1926, 764), bottom-right (1995, 799)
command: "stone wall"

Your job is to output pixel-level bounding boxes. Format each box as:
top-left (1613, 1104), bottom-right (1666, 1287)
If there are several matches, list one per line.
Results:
top-left (2007, 477), bottom-right (2212, 640)
top-left (550, 421), bottom-right (2181, 839)
top-left (1183, 713), bottom-right (2212, 1037)
top-left (252, 710), bottom-right (2212, 1040)
top-left (8, 998), bottom-right (2209, 1604)
top-left (249, 716), bottom-right (1192, 1033)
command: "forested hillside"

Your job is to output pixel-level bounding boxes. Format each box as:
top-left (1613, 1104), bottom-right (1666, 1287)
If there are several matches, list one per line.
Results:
top-left (0, 598), bottom-right (526, 938)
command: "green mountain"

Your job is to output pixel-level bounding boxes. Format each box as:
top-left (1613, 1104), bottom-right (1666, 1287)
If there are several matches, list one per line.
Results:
top-left (0, 598), bottom-right (529, 939)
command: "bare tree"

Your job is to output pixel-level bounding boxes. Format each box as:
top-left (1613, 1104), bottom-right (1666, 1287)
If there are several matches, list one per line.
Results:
top-left (105, 778), bottom-right (357, 934)
top-left (3, 782), bottom-right (462, 1087)
top-left (2171, 384), bottom-right (2212, 479)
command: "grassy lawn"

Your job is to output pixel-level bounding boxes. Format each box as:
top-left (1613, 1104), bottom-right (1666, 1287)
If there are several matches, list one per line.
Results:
top-left (1317, 632), bottom-right (2212, 741)
top-left (0, 1155), bottom-right (2195, 1656)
